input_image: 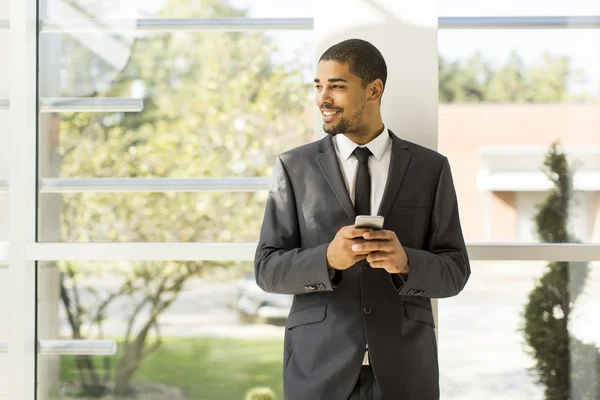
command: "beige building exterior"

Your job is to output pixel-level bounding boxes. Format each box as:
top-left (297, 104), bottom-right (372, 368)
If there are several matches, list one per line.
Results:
top-left (439, 104), bottom-right (600, 244)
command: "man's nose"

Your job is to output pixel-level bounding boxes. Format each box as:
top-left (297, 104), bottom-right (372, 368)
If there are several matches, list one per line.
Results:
top-left (317, 88), bottom-right (333, 106)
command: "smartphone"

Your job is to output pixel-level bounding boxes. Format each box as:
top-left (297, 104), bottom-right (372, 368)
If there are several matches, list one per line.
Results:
top-left (354, 215), bottom-right (384, 230)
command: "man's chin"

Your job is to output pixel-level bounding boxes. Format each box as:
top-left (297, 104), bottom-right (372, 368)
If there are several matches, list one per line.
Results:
top-left (323, 124), bottom-right (341, 135)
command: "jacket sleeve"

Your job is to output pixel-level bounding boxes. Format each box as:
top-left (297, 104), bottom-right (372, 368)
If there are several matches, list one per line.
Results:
top-left (254, 156), bottom-right (336, 295)
top-left (390, 158), bottom-right (471, 298)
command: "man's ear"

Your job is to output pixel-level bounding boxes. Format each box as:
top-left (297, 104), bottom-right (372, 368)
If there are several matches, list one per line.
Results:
top-left (368, 79), bottom-right (384, 103)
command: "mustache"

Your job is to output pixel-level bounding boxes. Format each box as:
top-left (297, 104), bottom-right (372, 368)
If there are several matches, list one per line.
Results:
top-left (320, 106), bottom-right (343, 111)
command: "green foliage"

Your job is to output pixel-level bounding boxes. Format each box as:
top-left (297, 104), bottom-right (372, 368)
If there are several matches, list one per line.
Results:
top-left (439, 50), bottom-right (592, 103)
top-left (522, 142), bottom-right (600, 399)
top-left (59, 337), bottom-right (284, 399)
top-left (244, 387), bottom-right (277, 400)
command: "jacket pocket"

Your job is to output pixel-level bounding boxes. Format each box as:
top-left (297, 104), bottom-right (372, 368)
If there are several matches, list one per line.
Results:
top-left (404, 301), bottom-right (435, 327)
top-left (286, 303), bottom-right (327, 330)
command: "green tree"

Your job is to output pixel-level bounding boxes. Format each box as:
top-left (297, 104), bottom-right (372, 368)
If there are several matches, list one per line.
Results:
top-left (485, 50), bottom-right (526, 102)
top-left (57, 0), bottom-right (312, 396)
top-left (439, 51), bottom-right (593, 103)
top-left (439, 50), bottom-right (491, 102)
top-left (522, 142), bottom-right (600, 399)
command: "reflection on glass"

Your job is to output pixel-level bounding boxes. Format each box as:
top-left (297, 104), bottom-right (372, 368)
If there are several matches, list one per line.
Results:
top-left (439, 260), bottom-right (600, 399)
top-left (39, 192), bottom-right (268, 242)
top-left (38, 30), bottom-right (313, 179)
top-left (37, 261), bottom-right (286, 400)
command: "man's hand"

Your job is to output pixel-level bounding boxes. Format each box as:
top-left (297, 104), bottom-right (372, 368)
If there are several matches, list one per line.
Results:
top-left (326, 225), bottom-right (373, 270)
top-left (352, 230), bottom-right (409, 274)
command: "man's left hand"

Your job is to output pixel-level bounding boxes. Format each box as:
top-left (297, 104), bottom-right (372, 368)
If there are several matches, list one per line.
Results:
top-left (351, 230), bottom-right (409, 274)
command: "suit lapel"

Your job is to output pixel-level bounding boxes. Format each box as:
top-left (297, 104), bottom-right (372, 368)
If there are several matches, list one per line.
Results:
top-left (316, 135), bottom-right (356, 222)
top-left (377, 131), bottom-right (411, 217)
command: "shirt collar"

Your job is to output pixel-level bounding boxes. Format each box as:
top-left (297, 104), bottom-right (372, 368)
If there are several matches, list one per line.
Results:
top-left (336, 126), bottom-right (390, 162)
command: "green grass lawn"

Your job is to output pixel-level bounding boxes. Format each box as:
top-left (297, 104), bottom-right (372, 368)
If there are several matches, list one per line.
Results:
top-left (59, 337), bottom-right (284, 400)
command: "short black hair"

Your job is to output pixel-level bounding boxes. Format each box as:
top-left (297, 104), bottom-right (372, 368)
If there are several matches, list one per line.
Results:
top-left (319, 38), bottom-right (387, 90)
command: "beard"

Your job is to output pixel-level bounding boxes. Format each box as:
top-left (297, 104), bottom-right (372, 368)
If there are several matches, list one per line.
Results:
top-left (323, 117), bottom-right (350, 135)
top-left (322, 96), bottom-right (368, 136)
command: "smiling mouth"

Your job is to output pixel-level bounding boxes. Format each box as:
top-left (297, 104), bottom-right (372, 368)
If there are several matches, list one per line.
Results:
top-left (321, 109), bottom-right (342, 123)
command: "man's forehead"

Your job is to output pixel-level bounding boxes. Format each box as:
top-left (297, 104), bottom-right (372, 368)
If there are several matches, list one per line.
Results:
top-left (315, 60), bottom-right (356, 80)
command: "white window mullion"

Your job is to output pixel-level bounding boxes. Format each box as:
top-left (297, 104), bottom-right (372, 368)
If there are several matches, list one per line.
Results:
top-left (22, 242), bottom-right (600, 262)
top-left (8, 0), bottom-right (37, 399)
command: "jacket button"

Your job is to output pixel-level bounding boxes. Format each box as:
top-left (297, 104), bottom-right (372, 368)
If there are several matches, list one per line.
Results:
top-left (363, 306), bottom-right (371, 314)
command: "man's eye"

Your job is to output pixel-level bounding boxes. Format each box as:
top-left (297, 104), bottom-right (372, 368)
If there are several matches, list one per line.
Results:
top-left (333, 85), bottom-right (345, 89)
top-left (314, 85), bottom-right (322, 90)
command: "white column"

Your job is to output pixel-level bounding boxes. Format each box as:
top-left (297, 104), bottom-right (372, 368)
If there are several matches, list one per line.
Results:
top-left (8, 0), bottom-right (38, 399)
top-left (313, 0), bottom-right (439, 331)
top-left (0, 2), bottom-right (10, 398)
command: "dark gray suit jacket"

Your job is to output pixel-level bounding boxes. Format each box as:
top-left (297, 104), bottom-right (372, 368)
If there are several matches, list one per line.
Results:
top-left (254, 131), bottom-right (470, 400)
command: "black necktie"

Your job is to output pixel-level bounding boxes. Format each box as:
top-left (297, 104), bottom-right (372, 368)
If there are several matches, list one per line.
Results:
top-left (353, 146), bottom-right (372, 215)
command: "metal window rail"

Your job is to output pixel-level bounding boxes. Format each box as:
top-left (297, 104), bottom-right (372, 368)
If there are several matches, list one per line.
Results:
top-left (438, 16), bottom-right (600, 29)
top-left (0, 178), bottom-right (269, 194)
top-left (1, 340), bottom-right (115, 357)
top-left (0, 98), bottom-right (142, 112)
top-left (41, 98), bottom-right (143, 113)
top-left (38, 177), bottom-right (270, 193)
top-left (38, 340), bottom-right (117, 356)
top-left (31, 16), bottom-right (600, 33)
top-left (41, 18), bottom-right (313, 32)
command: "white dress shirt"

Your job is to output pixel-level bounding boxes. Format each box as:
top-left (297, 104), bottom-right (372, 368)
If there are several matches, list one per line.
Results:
top-left (332, 127), bottom-right (392, 216)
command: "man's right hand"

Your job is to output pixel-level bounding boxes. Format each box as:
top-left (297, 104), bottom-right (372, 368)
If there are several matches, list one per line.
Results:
top-left (326, 225), bottom-right (373, 270)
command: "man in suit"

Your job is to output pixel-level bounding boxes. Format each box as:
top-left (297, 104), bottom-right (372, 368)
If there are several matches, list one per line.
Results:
top-left (254, 38), bottom-right (470, 400)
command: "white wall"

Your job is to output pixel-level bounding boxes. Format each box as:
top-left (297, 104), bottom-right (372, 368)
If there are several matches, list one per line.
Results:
top-left (313, 0), bottom-right (439, 329)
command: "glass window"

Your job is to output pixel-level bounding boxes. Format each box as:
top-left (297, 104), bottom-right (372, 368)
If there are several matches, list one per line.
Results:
top-left (37, 0), bottom-right (314, 243)
top-left (439, 260), bottom-right (600, 399)
top-left (438, 27), bottom-right (600, 243)
top-left (36, 260), bottom-right (286, 400)
top-left (39, 191), bottom-right (268, 242)
top-left (38, 30), bottom-right (313, 179)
